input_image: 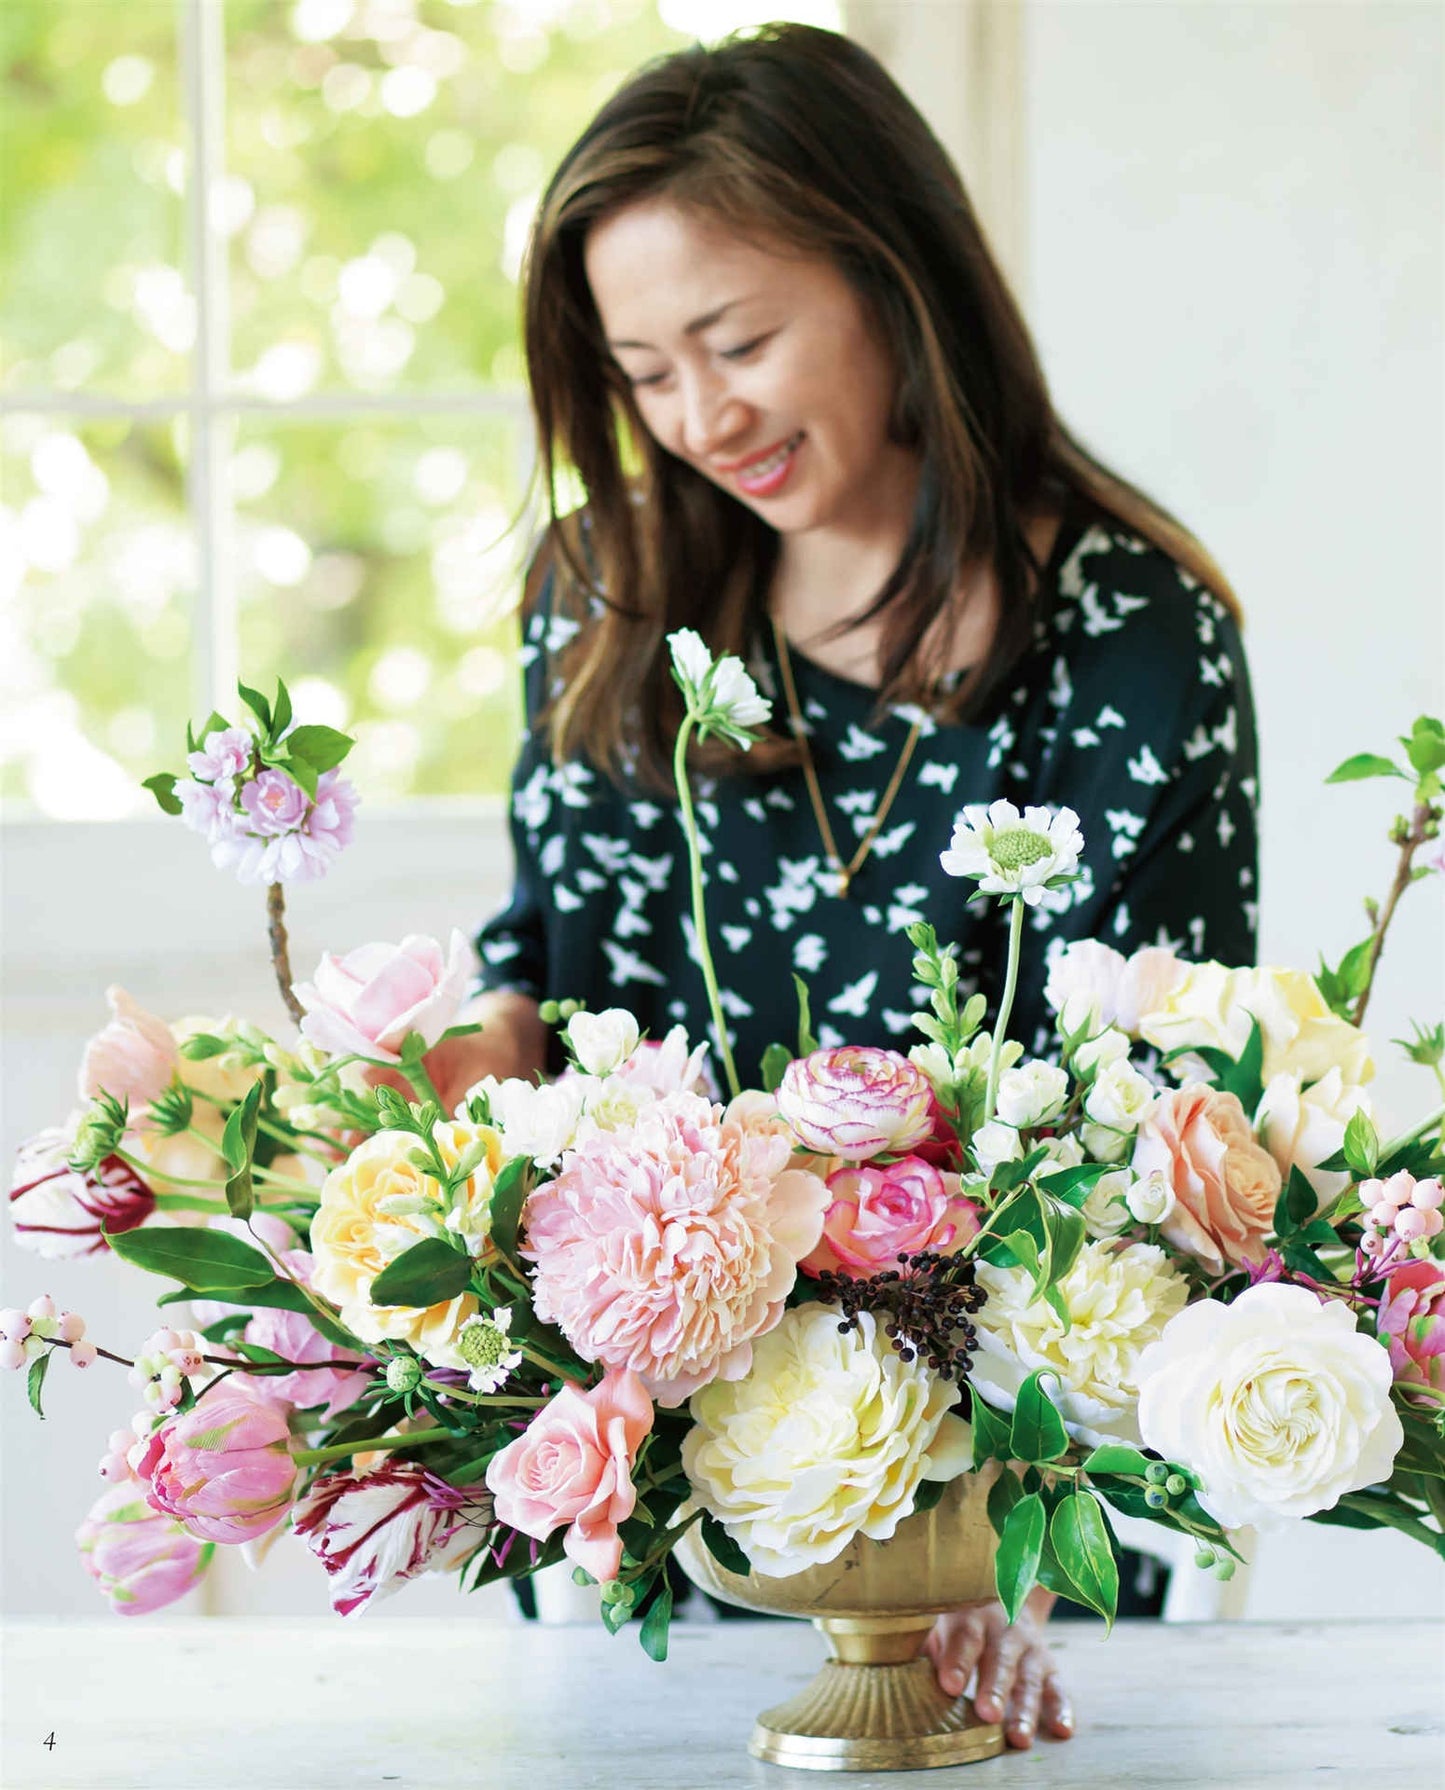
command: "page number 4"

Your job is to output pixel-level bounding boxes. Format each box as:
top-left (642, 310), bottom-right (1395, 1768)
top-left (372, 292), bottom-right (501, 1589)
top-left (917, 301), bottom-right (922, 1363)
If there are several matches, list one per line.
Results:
top-left (43, 1733), bottom-right (56, 1751)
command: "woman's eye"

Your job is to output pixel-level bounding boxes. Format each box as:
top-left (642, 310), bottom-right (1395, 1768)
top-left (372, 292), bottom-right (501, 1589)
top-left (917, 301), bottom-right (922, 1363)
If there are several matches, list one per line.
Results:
top-left (625, 369), bottom-right (669, 390)
top-left (720, 335), bottom-right (767, 362)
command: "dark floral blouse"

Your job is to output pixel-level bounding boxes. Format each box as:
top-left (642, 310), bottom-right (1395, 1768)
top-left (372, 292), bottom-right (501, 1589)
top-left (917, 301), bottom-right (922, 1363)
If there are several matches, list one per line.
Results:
top-left (475, 507), bottom-right (1260, 1082)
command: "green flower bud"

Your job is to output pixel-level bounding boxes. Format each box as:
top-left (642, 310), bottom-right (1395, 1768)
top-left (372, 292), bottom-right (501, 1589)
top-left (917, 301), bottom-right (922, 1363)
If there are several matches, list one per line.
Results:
top-left (1212, 1557), bottom-right (1236, 1582)
top-left (600, 1579), bottom-right (631, 1606)
top-left (1193, 1548), bottom-right (1215, 1571)
top-left (385, 1356), bottom-right (424, 1393)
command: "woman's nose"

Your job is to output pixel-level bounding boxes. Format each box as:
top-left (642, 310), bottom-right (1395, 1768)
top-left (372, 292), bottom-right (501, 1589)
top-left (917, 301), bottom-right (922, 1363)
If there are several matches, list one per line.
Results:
top-left (677, 370), bottom-right (747, 458)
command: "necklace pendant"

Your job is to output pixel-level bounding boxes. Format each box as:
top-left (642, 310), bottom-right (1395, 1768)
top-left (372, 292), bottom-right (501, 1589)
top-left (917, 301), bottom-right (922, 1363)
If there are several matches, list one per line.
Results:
top-left (834, 867), bottom-right (852, 899)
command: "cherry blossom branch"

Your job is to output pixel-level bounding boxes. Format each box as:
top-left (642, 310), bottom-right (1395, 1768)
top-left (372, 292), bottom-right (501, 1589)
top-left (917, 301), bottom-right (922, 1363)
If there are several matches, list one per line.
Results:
top-left (1352, 801), bottom-right (1438, 1029)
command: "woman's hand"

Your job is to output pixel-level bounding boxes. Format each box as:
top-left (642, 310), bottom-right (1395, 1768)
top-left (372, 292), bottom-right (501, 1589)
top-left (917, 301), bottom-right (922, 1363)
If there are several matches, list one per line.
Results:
top-left (364, 992), bottom-right (548, 1112)
top-left (924, 1589), bottom-right (1074, 1749)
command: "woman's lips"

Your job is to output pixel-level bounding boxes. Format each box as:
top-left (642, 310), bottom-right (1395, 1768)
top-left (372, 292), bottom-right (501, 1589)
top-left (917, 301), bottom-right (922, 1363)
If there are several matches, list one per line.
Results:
top-left (726, 432), bottom-right (804, 498)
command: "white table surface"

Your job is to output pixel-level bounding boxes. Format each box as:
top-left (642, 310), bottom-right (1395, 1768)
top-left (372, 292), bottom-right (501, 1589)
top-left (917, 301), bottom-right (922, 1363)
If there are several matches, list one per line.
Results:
top-left (3, 1617), bottom-right (1442, 1789)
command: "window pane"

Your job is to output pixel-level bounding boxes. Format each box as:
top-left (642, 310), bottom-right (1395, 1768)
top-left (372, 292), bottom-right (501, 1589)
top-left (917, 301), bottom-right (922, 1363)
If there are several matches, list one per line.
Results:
top-left (1, 414), bottom-right (195, 817)
top-left (0, 3), bottom-right (190, 397)
top-left (224, 0), bottom-right (689, 397)
top-left (232, 415), bottom-right (528, 800)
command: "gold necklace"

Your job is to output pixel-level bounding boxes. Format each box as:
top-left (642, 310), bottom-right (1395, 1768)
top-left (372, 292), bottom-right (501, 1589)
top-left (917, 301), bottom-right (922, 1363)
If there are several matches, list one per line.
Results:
top-left (770, 615), bottom-right (925, 899)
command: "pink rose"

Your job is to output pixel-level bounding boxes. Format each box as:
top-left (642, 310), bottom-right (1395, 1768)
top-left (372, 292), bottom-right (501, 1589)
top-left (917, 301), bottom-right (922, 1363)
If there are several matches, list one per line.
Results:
top-left (293, 1460), bottom-right (493, 1615)
top-left (1132, 1083), bottom-right (1282, 1272)
top-left (1377, 1260), bottom-right (1445, 1399)
top-left (522, 1091), bottom-right (828, 1405)
top-left (78, 986), bottom-right (179, 1107)
top-left (136, 1381), bottom-right (296, 1545)
top-left (777, 1047), bottom-right (939, 1162)
top-left (486, 1369), bottom-right (653, 1582)
top-left (76, 1480), bottom-right (212, 1615)
top-left (294, 929), bottom-right (474, 1065)
top-left (10, 1129), bottom-right (155, 1258)
top-left (802, 1156), bottom-right (981, 1278)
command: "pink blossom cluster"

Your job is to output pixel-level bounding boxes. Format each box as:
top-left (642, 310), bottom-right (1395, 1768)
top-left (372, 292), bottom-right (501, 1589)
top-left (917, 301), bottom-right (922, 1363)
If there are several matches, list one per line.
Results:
top-left (1360, 1172), bottom-right (1444, 1258)
top-left (0, 1296), bottom-right (97, 1372)
top-left (175, 727), bottom-right (358, 887)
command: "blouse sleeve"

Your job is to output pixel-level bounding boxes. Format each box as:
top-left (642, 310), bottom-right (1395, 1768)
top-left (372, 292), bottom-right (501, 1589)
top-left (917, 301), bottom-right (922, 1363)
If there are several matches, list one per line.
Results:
top-left (1001, 534), bottom-right (1261, 1050)
top-left (470, 570), bottom-right (559, 1002)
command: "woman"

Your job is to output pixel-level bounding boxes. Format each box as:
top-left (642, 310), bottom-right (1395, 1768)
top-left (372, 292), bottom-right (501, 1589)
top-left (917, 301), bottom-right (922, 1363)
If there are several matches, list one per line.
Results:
top-left (424, 22), bottom-right (1258, 1750)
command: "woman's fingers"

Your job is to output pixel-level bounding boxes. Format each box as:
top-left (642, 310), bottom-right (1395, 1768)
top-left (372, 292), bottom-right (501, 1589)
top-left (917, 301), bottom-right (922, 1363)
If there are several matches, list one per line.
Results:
top-left (1003, 1649), bottom-right (1047, 1748)
top-left (970, 1621), bottom-right (1025, 1723)
top-left (926, 1609), bottom-right (986, 1699)
top-left (1040, 1669), bottom-right (1076, 1740)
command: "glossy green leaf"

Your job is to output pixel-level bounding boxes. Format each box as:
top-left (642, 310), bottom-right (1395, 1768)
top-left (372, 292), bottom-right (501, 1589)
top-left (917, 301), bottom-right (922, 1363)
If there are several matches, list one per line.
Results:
top-left (1324, 752), bottom-right (1405, 784)
top-left (700, 1513), bottom-right (752, 1577)
top-left (759, 1042), bottom-right (792, 1093)
top-left (142, 771), bottom-right (182, 815)
top-left (1008, 1369), bottom-right (1069, 1464)
top-left (1048, 1489), bottom-right (1119, 1629)
top-left (283, 723), bottom-right (354, 773)
top-left (1082, 1443), bottom-right (1151, 1480)
top-left (1342, 1108), bottom-right (1381, 1179)
top-left (970, 1395), bottom-right (1013, 1467)
top-left (639, 1579), bottom-right (673, 1662)
top-left (369, 1237), bottom-right (473, 1308)
top-left (489, 1155), bottom-right (532, 1262)
top-left (105, 1225), bottom-right (275, 1294)
top-left (26, 1350), bottom-right (51, 1419)
top-left (986, 1467), bottom-right (1024, 1535)
top-left (237, 681), bottom-right (273, 734)
top-left (994, 1492), bottom-right (1045, 1624)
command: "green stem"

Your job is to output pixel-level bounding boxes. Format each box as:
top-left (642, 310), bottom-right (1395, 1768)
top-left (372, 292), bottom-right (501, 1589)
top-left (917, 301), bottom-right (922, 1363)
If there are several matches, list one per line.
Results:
top-left (403, 1056), bottom-right (443, 1108)
top-left (150, 1192), bottom-right (230, 1213)
top-left (984, 897), bottom-right (1025, 1125)
top-left (672, 713), bottom-right (740, 1100)
top-left (253, 1115), bottom-right (337, 1165)
top-left (420, 1379), bottom-right (545, 1409)
top-left (293, 1426), bottom-right (455, 1468)
top-left (1382, 1102), bottom-right (1445, 1161)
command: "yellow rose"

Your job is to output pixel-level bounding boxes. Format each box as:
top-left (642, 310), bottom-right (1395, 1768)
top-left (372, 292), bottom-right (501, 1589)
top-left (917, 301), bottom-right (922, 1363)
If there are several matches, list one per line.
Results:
top-left (310, 1122), bottom-right (505, 1368)
top-left (1139, 964), bottom-right (1373, 1087)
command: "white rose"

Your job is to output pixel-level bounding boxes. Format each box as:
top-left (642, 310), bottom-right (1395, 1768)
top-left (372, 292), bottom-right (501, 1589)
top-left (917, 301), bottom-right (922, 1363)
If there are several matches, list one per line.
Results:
top-left (1139, 964), bottom-right (1374, 1087)
top-left (1039, 1133), bottom-right (1085, 1171)
top-left (1125, 1169), bottom-right (1176, 1225)
top-left (564, 1007), bottom-right (641, 1078)
top-left (1256, 1068), bottom-right (1374, 1206)
top-left (1084, 1059), bottom-right (1156, 1132)
top-left (682, 1305), bottom-right (963, 1575)
top-left (971, 1119), bottom-right (1022, 1176)
top-left (995, 1061), bottom-right (1069, 1129)
top-left (972, 1240), bottom-right (1190, 1445)
top-left (1080, 1170), bottom-right (1133, 1238)
top-left (1080, 1122), bottom-right (1130, 1165)
top-left (1136, 1285), bottom-right (1404, 1529)
top-left (1046, 941), bottom-right (1186, 1036)
top-left (474, 1077), bottom-right (584, 1168)
top-left (1074, 1027), bottom-right (1130, 1076)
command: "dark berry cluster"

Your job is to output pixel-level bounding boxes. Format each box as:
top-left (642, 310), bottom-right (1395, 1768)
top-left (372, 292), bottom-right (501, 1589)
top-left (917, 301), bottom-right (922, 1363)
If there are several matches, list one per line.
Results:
top-left (811, 1250), bottom-right (987, 1383)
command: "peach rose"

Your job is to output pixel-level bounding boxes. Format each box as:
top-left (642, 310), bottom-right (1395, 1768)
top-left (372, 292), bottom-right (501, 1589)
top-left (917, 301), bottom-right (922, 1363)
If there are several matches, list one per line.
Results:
top-left (802, 1157), bottom-right (980, 1278)
top-left (485, 1369), bottom-right (653, 1582)
top-left (1131, 1083), bottom-right (1282, 1271)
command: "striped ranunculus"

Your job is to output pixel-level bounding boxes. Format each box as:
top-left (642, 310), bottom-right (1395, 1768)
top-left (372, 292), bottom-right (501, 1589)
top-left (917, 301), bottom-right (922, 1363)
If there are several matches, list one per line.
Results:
top-left (776, 1047), bottom-right (939, 1163)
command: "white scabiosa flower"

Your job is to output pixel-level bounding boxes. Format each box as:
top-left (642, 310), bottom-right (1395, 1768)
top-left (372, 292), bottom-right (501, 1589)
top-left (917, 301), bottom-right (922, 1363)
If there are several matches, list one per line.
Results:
top-left (939, 800), bottom-right (1084, 905)
top-left (455, 1307), bottom-right (523, 1394)
top-left (972, 1239), bottom-right (1191, 1445)
top-left (667, 628), bottom-right (772, 749)
top-left (994, 1060), bottom-right (1069, 1130)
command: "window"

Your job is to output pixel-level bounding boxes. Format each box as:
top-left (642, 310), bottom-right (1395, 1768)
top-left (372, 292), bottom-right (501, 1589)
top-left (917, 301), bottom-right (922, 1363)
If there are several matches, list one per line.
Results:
top-left (2, 0), bottom-right (842, 819)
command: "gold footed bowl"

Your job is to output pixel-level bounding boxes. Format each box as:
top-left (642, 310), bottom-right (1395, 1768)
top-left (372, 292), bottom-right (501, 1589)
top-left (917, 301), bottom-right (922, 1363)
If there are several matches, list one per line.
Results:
top-left (673, 1468), bottom-right (1003, 1772)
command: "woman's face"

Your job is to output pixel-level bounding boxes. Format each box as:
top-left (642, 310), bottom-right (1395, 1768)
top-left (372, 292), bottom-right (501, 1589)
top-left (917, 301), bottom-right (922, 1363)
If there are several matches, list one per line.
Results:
top-left (583, 197), bottom-right (918, 539)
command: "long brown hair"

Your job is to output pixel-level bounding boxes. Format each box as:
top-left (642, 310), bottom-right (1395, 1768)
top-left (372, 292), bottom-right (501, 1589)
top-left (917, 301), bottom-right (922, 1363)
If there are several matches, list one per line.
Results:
top-left (522, 22), bottom-right (1237, 789)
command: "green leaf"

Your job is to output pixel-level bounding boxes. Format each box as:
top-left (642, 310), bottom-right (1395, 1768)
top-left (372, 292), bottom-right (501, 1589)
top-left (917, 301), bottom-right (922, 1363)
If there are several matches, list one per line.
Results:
top-left (489, 1155), bottom-right (532, 1263)
top-left (700, 1513), bottom-right (752, 1577)
top-left (1401, 715), bottom-right (1445, 778)
top-left (1272, 1165), bottom-right (1319, 1239)
top-left (986, 1467), bottom-right (1024, 1535)
top-left (970, 1395), bottom-right (1013, 1467)
top-left (26, 1350), bottom-right (51, 1419)
top-left (1342, 1108), bottom-right (1381, 1179)
top-left (759, 1042), bottom-right (792, 1094)
top-left (994, 1493), bottom-right (1045, 1624)
top-left (282, 723), bottom-right (354, 772)
top-left (1042, 1205), bottom-right (1086, 1287)
top-left (219, 1083), bottom-right (263, 1222)
top-left (1035, 1162), bottom-right (1112, 1207)
top-left (276, 751), bottom-right (318, 801)
top-left (1048, 1490), bottom-right (1119, 1629)
top-left (1008, 1369), bottom-right (1069, 1465)
top-left (237, 681), bottom-right (273, 735)
top-left (142, 772), bottom-right (182, 816)
top-left (911, 1477), bottom-right (947, 1515)
top-left (105, 1226), bottom-right (275, 1294)
top-left (1082, 1443), bottom-right (1152, 1480)
top-left (638, 1579), bottom-right (673, 1662)
top-left (369, 1237), bottom-right (474, 1308)
top-left (792, 974), bottom-right (818, 1057)
top-left (272, 679), bottom-right (293, 739)
top-left (1324, 752), bottom-right (1406, 784)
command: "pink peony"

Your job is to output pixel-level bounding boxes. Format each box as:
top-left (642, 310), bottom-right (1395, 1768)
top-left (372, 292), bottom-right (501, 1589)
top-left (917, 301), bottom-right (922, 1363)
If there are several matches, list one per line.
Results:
top-left (1377, 1260), bottom-right (1445, 1399)
top-left (9, 1129), bottom-right (155, 1258)
top-left (76, 1480), bottom-right (212, 1615)
top-left (776, 1046), bottom-right (939, 1162)
top-left (78, 986), bottom-right (179, 1107)
top-left (485, 1369), bottom-right (652, 1581)
top-left (612, 1024), bottom-right (713, 1097)
top-left (294, 930), bottom-right (473, 1065)
top-left (1132, 1083), bottom-right (1282, 1272)
top-left (243, 1250), bottom-right (371, 1418)
top-left (293, 1460), bottom-right (492, 1616)
top-left (186, 726), bottom-right (253, 783)
top-left (802, 1156), bottom-right (981, 1278)
top-left (522, 1090), bottom-right (828, 1405)
top-left (136, 1380), bottom-right (296, 1545)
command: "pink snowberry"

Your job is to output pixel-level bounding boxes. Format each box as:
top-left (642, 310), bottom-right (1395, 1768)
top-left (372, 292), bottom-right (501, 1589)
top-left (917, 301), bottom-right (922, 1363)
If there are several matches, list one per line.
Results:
top-left (1412, 1179), bottom-right (1444, 1212)
top-left (0, 1310), bottom-right (30, 1343)
top-left (58, 1312), bottom-right (87, 1344)
top-left (70, 1340), bottom-right (98, 1368)
top-left (1, 1339), bottom-right (27, 1373)
top-left (27, 1295), bottom-right (57, 1322)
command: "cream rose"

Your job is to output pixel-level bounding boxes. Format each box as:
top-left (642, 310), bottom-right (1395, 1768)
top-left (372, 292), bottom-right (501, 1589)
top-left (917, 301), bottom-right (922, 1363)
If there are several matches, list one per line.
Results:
top-left (1135, 1285), bottom-right (1404, 1528)
top-left (564, 1008), bottom-right (641, 1077)
top-left (1256, 1068), bottom-right (1375, 1206)
top-left (994, 1061), bottom-right (1069, 1130)
top-left (1132, 1084), bottom-right (1282, 1271)
top-left (1046, 940), bottom-right (1186, 1036)
top-left (681, 1305), bottom-right (965, 1574)
top-left (1139, 964), bottom-right (1373, 1087)
top-left (310, 1122), bottom-right (505, 1367)
top-left (972, 1240), bottom-right (1190, 1446)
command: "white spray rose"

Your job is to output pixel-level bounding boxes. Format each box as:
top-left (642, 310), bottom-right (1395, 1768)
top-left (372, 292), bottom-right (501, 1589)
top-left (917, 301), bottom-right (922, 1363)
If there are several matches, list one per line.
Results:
top-left (1256, 1068), bottom-right (1375, 1206)
top-left (1084, 1059), bottom-right (1156, 1131)
top-left (1125, 1169), bottom-right (1176, 1225)
top-left (1136, 1285), bottom-right (1404, 1528)
top-left (971, 1119), bottom-right (1023, 1176)
top-left (1039, 1133), bottom-right (1085, 1171)
top-left (1074, 1027), bottom-right (1131, 1077)
top-left (563, 1008), bottom-right (641, 1078)
top-left (972, 1240), bottom-right (1190, 1445)
top-left (1080, 1170), bottom-right (1133, 1238)
top-left (473, 1077), bottom-right (585, 1169)
top-left (994, 1061), bottom-right (1069, 1129)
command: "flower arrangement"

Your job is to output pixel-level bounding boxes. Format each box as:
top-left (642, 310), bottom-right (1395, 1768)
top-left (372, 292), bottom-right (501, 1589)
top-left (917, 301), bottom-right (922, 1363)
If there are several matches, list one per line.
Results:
top-left (6, 662), bottom-right (1444, 1654)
